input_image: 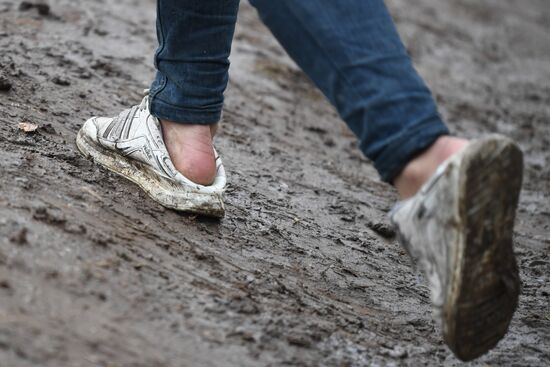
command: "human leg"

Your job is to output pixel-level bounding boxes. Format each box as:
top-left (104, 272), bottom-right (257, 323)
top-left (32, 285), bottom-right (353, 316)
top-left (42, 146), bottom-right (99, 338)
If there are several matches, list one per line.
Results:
top-left (249, 0), bottom-right (451, 189)
top-left (150, 0), bottom-right (240, 124)
top-left (76, 0), bottom-right (240, 216)
top-left (248, 0), bottom-right (522, 360)
top-left (150, 0), bottom-right (240, 185)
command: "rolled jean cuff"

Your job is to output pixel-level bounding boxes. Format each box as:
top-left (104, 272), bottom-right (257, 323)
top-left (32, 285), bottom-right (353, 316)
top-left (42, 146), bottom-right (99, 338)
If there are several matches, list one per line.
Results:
top-left (149, 97), bottom-right (222, 125)
top-left (149, 74), bottom-right (223, 125)
top-left (374, 118), bottom-right (450, 183)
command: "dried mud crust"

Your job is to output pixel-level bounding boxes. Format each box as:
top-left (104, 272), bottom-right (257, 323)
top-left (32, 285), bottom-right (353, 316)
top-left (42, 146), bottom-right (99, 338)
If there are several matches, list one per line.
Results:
top-left (1, 1), bottom-right (549, 366)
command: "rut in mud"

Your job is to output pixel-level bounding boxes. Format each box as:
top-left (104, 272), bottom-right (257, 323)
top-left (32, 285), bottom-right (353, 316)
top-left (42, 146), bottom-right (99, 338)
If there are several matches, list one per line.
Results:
top-left (0, 0), bottom-right (549, 366)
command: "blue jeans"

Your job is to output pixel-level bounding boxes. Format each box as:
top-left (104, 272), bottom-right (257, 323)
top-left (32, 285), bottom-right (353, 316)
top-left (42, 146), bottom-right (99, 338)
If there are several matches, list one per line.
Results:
top-left (150, 0), bottom-right (450, 182)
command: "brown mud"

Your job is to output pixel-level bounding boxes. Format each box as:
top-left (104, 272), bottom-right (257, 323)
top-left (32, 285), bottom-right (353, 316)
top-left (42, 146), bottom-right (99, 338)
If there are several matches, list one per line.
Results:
top-left (1, 0), bottom-right (549, 366)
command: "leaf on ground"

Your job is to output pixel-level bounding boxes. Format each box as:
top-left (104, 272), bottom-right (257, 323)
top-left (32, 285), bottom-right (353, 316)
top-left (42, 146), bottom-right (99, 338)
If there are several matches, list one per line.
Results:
top-left (18, 122), bottom-right (38, 133)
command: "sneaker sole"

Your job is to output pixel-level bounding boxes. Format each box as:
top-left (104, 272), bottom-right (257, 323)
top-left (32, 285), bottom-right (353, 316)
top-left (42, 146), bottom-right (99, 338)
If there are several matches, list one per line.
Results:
top-left (76, 128), bottom-right (225, 218)
top-left (445, 136), bottom-right (522, 361)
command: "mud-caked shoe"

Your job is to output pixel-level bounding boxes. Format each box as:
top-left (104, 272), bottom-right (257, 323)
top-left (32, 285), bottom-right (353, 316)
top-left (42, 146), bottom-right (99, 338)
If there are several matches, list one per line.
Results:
top-left (390, 135), bottom-right (523, 361)
top-left (76, 93), bottom-right (226, 217)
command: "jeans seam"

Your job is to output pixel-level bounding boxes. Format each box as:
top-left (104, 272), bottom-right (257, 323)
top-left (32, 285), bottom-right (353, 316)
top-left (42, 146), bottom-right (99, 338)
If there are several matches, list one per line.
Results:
top-left (149, 74), bottom-right (167, 112)
top-left (153, 0), bottom-right (166, 71)
top-left (151, 0), bottom-right (168, 104)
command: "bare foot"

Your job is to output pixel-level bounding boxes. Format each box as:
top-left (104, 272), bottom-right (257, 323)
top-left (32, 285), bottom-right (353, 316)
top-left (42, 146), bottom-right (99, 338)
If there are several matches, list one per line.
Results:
top-left (394, 136), bottom-right (469, 199)
top-left (160, 120), bottom-right (219, 185)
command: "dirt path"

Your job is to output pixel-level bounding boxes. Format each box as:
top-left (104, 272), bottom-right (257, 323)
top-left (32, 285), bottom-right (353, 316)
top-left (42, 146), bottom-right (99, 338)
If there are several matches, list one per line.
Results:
top-left (1, 0), bottom-right (549, 366)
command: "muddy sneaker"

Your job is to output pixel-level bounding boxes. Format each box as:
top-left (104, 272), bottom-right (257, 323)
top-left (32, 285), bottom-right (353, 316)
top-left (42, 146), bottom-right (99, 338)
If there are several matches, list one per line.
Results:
top-left (76, 92), bottom-right (226, 217)
top-left (390, 135), bottom-right (523, 361)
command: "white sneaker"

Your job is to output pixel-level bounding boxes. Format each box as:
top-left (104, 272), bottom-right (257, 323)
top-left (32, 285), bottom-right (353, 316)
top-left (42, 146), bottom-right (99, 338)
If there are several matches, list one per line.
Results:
top-left (390, 135), bottom-right (523, 361)
top-left (76, 92), bottom-right (226, 217)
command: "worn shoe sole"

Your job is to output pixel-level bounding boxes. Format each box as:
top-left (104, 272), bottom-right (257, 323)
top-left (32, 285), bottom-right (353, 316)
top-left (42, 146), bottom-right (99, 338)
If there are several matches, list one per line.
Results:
top-left (76, 128), bottom-right (225, 218)
top-left (445, 136), bottom-right (522, 361)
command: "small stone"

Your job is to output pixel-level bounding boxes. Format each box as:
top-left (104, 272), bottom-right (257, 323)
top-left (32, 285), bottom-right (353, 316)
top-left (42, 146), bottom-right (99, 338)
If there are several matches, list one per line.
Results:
top-left (9, 227), bottom-right (28, 245)
top-left (93, 28), bottom-right (109, 37)
top-left (37, 4), bottom-right (50, 16)
top-left (380, 345), bottom-right (408, 359)
top-left (388, 346), bottom-right (408, 359)
top-left (39, 123), bottom-right (56, 134)
top-left (52, 75), bottom-right (71, 86)
top-left (323, 138), bottom-right (335, 147)
top-left (33, 206), bottom-right (66, 225)
top-left (368, 221), bottom-right (396, 239)
top-left (0, 75), bottom-right (11, 91)
top-left (18, 1), bottom-right (33, 11)
top-left (19, 1), bottom-right (50, 16)
top-left (287, 333), bottom-right (313, 348)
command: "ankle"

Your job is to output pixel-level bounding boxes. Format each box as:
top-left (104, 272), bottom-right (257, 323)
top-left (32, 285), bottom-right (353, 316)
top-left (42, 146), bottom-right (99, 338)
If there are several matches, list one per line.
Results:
top-left (395, 136), bottom-right (469, 199)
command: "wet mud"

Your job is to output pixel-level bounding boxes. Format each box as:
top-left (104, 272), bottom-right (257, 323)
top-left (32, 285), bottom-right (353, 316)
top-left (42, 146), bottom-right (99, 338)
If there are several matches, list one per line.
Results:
top-left (1, 0), bottom-right (549, 366)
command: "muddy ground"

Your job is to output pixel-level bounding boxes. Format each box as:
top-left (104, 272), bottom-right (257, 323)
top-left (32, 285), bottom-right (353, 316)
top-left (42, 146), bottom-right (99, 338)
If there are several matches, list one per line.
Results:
top-left (0, 0), bottom-right (549, 366)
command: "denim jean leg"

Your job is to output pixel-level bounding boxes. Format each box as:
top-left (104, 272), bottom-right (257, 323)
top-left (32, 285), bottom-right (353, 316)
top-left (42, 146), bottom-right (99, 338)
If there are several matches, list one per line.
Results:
top-left (249, 0), bottom-right (450, 182)
top-left (150, 0), bottom-right (240, 125)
